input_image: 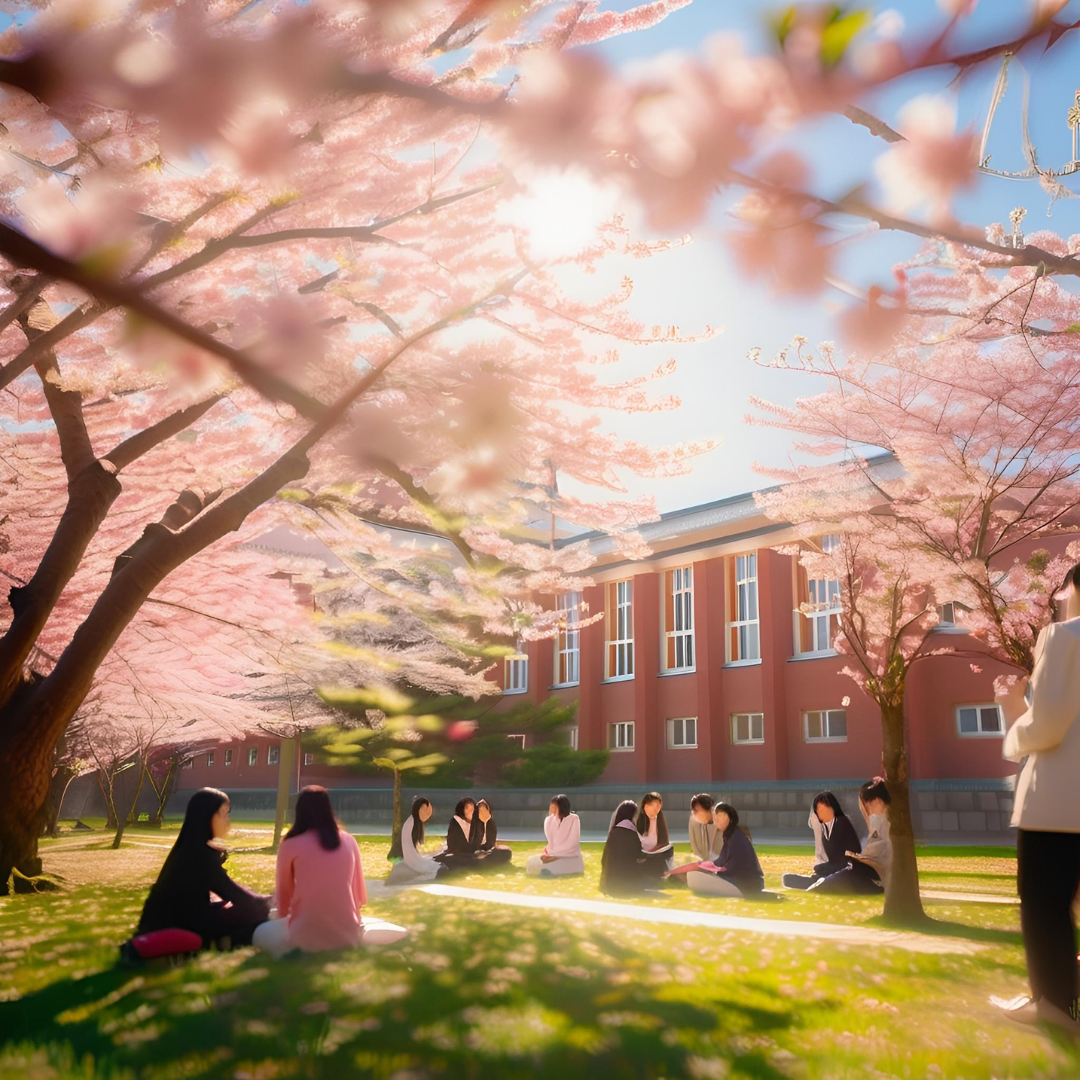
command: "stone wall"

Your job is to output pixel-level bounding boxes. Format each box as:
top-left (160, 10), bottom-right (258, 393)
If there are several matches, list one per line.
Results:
top-left (165, 777), bottom-right (1016, 840)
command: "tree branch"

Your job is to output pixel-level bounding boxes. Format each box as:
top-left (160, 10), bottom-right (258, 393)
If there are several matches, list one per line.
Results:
top-left (103, 393), bottom-right (226, 472)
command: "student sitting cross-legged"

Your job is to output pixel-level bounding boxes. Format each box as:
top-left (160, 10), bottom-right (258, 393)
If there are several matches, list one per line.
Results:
top-left (386, 796), bottom-right (447, 885)
top-left (807, 779), bottom-right (892, 895)
top-left (253, 786), bottom-right (407, 958)
top-left (471, 799), bottom-right (513, 867)
top-left (687, 793), bottom-right (717, 863)
top-left (136, 788), bottom-right (270, 951)
top-left (636, 791), bottom-right (675, 873)
top-left (782, 791), bottom-right (862, 890)
top-left (600, 800), bottom-right (668, 897)
top-left (526, 794), bottom-right (585, 877)
top-left (668, 802), bottom-right (765, 898)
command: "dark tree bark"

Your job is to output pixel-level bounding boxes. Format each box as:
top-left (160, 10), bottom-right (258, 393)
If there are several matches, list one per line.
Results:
top-left (880, 700), bottom-right (926, 926)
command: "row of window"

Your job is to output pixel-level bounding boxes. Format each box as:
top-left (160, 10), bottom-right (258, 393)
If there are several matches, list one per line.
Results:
top-left (605, 703), bottom-right (1003, 752)
top-left (511, 547), bottom-right (848, 694)
top-left (185, 747), bottom-right (319, 769)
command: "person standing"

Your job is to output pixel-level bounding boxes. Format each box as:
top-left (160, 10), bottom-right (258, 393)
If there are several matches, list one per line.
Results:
top-left (994, 562), bottom-right (1080, 1036)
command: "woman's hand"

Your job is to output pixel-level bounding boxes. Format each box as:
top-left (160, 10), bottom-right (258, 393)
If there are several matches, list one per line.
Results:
top-left (995, 673), bottom-right (1030, 723)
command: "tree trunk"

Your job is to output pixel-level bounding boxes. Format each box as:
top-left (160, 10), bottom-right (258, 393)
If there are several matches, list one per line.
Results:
top-left (42, 762), bottom-right (78, 838)
top-left (272, 736), bottom-right (297, 853)
top-left (148, 756), bottom-right (181, 827)
top-left (0, 719), bottom-right (56, 894)
top-left (113, 754), bottom-right (146, 848)
top-left (880, 700), bottom-right (926, 926)
top-left (98, 770), bottom-right (118, 830)
top-left (387, 767), bottom-right (403, 860)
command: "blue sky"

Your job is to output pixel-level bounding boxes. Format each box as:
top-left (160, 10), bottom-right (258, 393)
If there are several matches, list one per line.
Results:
top-left (570, 0), bottom-right (1080, 514)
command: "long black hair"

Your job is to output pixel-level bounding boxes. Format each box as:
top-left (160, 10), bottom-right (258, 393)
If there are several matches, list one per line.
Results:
top-left (163, 788), bottom-right (229, 870)
top-left (714, 801), bottom-right (741, 842)
top-left (636, 791), bottom-right (669, 848)
top-left (410, 796), bottom-right (431, 849)
top-left (609, 799), bottom-right (638, 837)
top-left (286, 785), bottom-right (341, 851)
top-left (551, 794), bottom-right (571, 820)
top-left (690, 793), bottom-right (715, 815)
top-left (812, 791), bottom-right (846, 821)
top-left (453, 797), bottom-right (476, 821)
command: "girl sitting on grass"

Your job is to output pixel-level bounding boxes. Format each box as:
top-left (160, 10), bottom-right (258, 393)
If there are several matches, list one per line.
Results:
top-left (807, 779), bottom-right (892, 895)
top-left (136, 787), bottom-right (270, 951)
top-left (667, 802), bottom-right (765, 898)
top-left (782, 791), bottom-right (862, 890)
top-left (253, 786), bottom-right (407, 958)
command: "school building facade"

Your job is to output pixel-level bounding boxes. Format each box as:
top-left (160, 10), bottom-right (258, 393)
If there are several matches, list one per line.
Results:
top-left (174, 471), bottom-right (1065, 836)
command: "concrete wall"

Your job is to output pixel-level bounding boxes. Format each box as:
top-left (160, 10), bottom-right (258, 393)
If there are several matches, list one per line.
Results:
top-left (167, 777), bottom-right (1016, 840)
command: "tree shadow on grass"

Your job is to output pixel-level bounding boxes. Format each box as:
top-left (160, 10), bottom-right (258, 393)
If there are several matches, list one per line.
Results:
top-left (865, 914), bottom-right (1022, 947)
top-left (1, 903), bottom-right (803, 1080)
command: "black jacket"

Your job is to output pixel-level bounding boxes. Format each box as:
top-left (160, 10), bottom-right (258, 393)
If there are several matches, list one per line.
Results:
top-left (821, 814), bottom-right (861, 865)
top-left (138, 842), bottom-right (268, 938)
top-left (600, 824), bottom-right (650, 897)
top-left (714, 828), bottom-right (765, 894)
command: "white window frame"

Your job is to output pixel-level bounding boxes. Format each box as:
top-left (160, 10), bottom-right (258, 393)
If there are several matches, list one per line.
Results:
top-left (566, 726), bottom-right (579, 751)
top-left (224, 749), bottom-right (233, 766)
top-left (934, 601), bottom-right (969, 635)
top-left (727, 553), bottom-right (761, 665)
top-left (247, 747), bottom-right (258, 766)
top-left (605, 580), bottom-right (635, 681)
top-left (506, 734), bottom-right (526, 750)
top-left (609, 721), bottom-right (635, 751)
top-left (661, 566), bottom-right (695, 673)
top-left (804, 709), bottom-right (848, 743)
top-left (268, 745), bottom-right (280, 765)
top-left (303, 752), bottom-right (315, 766)
top-left (794, 535), bottom-right (841, 657)
top-left (553, 592), bottom-right (581, 687)
top-left (504, 643), bottom-right (529, 695)
top-left (182, 757), bottom-right (194, 770)
top-left (731, 712), bottom-right (765, 745)
top-left (956, 703), bottom-right (1004, 738)
top-left (667, 716), bottom-right (697, 749)
top-left (206, 751), bottom-right (215, 767)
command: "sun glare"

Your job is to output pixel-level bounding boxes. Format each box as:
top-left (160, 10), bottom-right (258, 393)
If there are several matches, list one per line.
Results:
top-left (505, 166), bottom-right (619, 260)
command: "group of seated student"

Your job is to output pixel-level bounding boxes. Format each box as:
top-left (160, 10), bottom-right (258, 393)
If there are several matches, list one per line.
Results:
top-left (132, 786), bottom-right (407, 960)
top-left (388, 794), bottom-right (515, 884)
top-left (782, 779), bottom-right (893, 895)
top-left (665, 796), bottom-right (765, 897)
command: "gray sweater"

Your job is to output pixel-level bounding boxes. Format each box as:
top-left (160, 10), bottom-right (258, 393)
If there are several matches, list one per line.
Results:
top-left (688, 816), bottom-right (717, 862)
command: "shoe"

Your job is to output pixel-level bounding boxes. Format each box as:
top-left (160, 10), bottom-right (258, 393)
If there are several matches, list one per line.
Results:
top-left (991, 994), bottom-right (1038, 1024)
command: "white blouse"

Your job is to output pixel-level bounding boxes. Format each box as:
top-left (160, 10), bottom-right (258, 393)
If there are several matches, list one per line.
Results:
top-left (639, 817), bottom-right (659, 852)
top-left (401, 815), bottom-right (443, 878)
top-left (543, 812), bottom-right (581, 858)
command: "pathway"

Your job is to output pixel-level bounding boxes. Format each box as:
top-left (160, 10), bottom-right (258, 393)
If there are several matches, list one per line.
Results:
top-left (416, 883), bottom-right (984, 955)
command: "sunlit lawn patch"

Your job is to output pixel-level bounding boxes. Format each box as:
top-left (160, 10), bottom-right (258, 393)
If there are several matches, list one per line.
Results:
top-left (2, 829), bottom-right (1075, 1079)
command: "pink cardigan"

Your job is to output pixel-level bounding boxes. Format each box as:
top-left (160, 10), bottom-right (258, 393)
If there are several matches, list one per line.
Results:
top-left (275, 829), bottom-right (367, 952)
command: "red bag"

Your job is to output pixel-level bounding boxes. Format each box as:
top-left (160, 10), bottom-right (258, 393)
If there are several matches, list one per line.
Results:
top-left (129, 928), bottom-right (203, 959)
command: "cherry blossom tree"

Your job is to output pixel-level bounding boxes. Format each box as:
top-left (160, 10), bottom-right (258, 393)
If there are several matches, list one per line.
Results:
top-left (0, 1), bottom-right (720, 892)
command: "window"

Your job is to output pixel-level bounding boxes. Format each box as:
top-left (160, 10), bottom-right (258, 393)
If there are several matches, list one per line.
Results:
top-left (303, 752), bottom-right (315, 766)
top-left (728, 554), bottom-right (760, 663)
top-left (247, 748), bottom-right (258, 766)
top-left (609, 721), bottom-right (635, 751)
top-left (504, 644), bottom-right (529, 694)
top-left (566, 726), bottom-right (579, 751)
top-left (956, 704), bottom-right (1003, 737)
top-left (667, 717), bottom-right (697, 749)
top-left (936, 602), bottom-right (969, 631)
top-left (224, 749), bottom-right (232, 766)
top-left (605, 580), bottom-right (634, 679)
top-left (805, 709), bottom-right (848, 742)
top-left (662, 567), bottom-right (694, 672)
top-left (182, 757), bottom-right (194, 770)
top-left (268, 746), bottom-right (280, 765)
top-left (506, 734), bottom-right (526, 750)
top-left (731, 712), bottom-right (764, 744)
top-left (206, 751), bottom-right (215, 767)
top-left (554, 592), bottom-right (581, 686)
top-left (795, 535), bottom-right (841, 655)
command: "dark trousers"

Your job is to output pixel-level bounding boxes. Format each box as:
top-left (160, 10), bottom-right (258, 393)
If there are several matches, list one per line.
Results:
top-left (783, 860), bottom-right (851, 890)
top-left (1017, 828), bottom-right (1080, 1014)
top-left (810, 860), bottom-right (883, 896)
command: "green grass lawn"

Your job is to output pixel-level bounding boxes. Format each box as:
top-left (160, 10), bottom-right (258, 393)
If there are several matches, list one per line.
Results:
top-left (0, 825), bottom-right (1076, 1079)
